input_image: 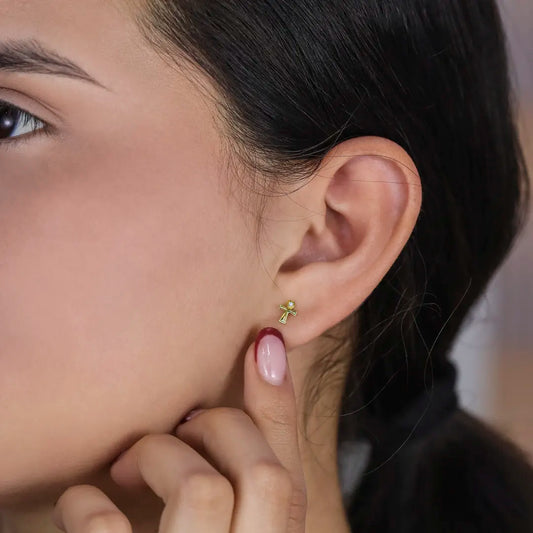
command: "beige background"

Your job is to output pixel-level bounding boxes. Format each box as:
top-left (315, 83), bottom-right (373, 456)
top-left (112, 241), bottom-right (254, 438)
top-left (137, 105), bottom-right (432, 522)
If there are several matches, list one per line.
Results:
top-left (451, 0), bottom-right (533, 460)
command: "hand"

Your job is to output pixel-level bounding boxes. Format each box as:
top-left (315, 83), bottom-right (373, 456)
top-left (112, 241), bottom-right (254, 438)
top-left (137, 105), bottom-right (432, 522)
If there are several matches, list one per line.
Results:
top-left (52, 327), bottom-right (308, 532)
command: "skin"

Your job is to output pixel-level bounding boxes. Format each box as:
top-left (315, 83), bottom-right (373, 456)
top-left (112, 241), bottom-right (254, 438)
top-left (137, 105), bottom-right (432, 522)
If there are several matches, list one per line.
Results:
top-left (0, 1), bottom-right (423, 531)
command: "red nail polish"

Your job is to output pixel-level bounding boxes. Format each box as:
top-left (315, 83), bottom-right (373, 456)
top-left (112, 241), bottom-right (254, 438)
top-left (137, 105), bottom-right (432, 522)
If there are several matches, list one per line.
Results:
top-left (254, 327), bottom-right (285, 362)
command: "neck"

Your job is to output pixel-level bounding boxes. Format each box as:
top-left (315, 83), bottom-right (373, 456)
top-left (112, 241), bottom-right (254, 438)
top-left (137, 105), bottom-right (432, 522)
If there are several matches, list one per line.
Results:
top-left (289, 337), bottom-right (353, 533)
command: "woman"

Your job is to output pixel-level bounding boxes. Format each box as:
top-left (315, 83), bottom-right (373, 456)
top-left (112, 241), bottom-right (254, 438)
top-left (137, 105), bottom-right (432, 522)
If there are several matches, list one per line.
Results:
top-left (1, 0), bottom-right (532, 531)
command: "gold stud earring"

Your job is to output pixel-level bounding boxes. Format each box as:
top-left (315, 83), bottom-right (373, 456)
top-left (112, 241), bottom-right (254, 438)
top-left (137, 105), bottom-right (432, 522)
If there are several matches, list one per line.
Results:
top-left (279, 300), bottom-right (297, 324)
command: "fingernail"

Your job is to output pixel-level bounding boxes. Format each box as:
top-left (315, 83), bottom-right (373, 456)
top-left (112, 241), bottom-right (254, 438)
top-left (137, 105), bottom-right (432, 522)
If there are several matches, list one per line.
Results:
top-left (254, 327), bottom-right (286, 386)
top-left (182, 408), bottom-right (204, 423)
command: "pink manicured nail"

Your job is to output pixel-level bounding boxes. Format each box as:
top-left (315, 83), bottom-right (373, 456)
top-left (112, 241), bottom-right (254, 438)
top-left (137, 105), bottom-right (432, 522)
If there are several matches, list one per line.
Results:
top-left (254, 327), bottom-right (286, 386)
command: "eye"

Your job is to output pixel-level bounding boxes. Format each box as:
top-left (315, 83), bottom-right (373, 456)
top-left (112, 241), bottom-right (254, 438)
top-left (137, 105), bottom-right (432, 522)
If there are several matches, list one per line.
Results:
top-left (0, 100), bottom-right (49, 145)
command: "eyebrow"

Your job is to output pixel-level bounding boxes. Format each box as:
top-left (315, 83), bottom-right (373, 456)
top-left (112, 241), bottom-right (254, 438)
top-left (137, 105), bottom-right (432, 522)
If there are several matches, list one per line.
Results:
top-left (0, 38), bottom-right (110, 90)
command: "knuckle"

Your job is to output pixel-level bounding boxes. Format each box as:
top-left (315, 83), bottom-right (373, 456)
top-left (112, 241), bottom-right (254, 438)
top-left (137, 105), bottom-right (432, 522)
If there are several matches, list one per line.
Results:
top-left (83, 511), bottom-right (132, 533)
top-left (289, 485), bottom-right (309, 524)
top-left (211, 406), bottom-right (243, 418)
top-left (207, 407), bottom-right (251, 428)
top-left (199, 408), bottom-right (253, 440)
top-left (181, 472), bottom-right (234, 508)
top-left (134, 433), bottom-right (176, 460)
top-left (56, 484), bottom-right (97, 506)
top-left (136, 432), bottom-right (171, 449)
top-left (247, 461), bottom-right (293, 503)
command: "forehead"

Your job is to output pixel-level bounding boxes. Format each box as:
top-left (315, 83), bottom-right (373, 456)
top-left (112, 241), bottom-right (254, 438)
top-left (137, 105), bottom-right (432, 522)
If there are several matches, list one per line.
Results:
top-left (0, 0), bottom-right (163, 89)
top-left (0, 0), bottom-right (134, 45)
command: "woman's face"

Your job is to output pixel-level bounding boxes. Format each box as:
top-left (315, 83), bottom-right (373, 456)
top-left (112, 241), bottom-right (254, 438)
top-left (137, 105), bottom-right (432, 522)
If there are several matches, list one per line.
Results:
top-left (0, 0), bottom-right (277, 504)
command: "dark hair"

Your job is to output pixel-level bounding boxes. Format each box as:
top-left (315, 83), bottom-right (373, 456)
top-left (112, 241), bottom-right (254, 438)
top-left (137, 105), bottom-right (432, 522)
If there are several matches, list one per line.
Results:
top-left (130, 0), bottom-right (533, 530)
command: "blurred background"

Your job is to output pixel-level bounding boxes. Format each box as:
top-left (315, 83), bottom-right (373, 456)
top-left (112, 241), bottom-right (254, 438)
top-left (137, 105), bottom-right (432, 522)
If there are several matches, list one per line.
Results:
top-left (451, 0), bottom-right (532, 459)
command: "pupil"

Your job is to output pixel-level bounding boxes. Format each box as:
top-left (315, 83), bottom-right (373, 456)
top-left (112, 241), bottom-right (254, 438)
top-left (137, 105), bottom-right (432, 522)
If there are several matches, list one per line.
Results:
top-left (0, 106), bottom-right (18, 139)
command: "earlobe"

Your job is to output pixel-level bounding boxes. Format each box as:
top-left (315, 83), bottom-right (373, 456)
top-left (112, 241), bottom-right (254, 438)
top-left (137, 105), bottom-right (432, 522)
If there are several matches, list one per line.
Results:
top-left (273, 136), bottom-right (422, 347)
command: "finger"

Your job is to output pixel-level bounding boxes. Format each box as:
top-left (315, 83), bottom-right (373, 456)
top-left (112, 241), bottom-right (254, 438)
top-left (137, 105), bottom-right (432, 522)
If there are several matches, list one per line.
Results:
top-left (245, 327), bottom-right (307, 530)
top-left (53, 484), bottom-right (132, 533)
top-left (174, 328), bottom-right (307, 532)
top-left (109, 433), bottom-right (234, 532)
top-left (175, 407), bottom-right (295, 532)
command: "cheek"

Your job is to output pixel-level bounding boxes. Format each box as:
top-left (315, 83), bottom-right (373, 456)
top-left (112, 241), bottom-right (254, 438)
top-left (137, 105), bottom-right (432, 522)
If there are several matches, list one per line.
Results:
top-left (0, 136), bottom-right (254, 498)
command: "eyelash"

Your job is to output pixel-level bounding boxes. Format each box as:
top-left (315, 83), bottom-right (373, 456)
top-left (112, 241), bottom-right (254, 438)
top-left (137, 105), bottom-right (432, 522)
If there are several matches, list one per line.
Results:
top-left (0, 100), bottom-right (54, 148)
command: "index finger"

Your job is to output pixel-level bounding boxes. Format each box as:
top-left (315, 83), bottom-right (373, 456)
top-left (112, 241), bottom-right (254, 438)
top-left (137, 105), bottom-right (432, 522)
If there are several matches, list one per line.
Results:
top-left (244, 327), bottom-right (307, 522)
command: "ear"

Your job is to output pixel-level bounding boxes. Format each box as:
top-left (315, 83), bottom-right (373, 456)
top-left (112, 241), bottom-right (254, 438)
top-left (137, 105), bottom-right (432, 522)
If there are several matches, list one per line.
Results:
top-left (260, 136), bottom-right (422, 349)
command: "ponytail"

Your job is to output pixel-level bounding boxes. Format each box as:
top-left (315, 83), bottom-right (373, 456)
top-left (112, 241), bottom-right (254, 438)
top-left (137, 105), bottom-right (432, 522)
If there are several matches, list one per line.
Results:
top-left (344, 408), bottom-right (533, 532)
